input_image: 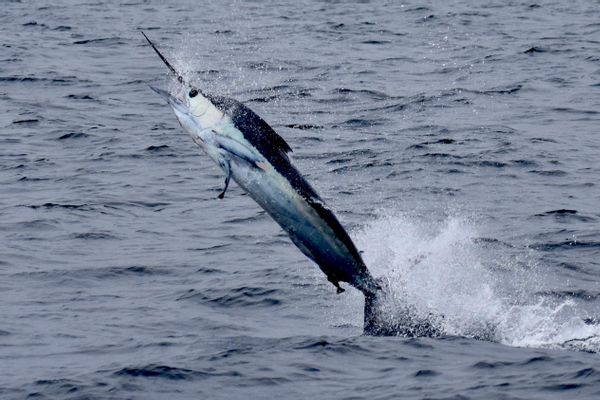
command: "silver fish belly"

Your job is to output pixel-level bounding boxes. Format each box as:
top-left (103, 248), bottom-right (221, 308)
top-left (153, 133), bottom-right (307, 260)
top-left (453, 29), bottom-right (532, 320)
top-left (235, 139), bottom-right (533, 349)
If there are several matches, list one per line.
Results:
top-left (143, 33), bottom-right (378, 296)
top-left (226, 152), bottom-right (376, 295)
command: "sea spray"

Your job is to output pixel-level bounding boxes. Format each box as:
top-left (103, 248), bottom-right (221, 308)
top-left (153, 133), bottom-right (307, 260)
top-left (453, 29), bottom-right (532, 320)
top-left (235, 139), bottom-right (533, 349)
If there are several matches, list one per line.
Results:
top-left (352, 211), bottom-right (600, 351)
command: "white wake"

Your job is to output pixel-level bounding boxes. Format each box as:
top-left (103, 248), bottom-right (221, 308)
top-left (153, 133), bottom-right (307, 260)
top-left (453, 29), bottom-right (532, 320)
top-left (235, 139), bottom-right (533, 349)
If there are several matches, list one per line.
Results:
top-left (353, 212), bottom-right (600, 352)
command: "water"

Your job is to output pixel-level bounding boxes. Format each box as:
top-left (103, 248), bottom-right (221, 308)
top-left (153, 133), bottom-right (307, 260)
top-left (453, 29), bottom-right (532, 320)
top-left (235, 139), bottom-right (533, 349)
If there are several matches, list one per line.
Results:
top-left (1, 0), bottom-right (600, 398)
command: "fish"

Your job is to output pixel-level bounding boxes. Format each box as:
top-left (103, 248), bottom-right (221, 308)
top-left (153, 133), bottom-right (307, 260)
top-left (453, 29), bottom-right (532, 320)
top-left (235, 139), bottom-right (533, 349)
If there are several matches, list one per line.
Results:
top-left (142, 32), bottom-right (387, 331)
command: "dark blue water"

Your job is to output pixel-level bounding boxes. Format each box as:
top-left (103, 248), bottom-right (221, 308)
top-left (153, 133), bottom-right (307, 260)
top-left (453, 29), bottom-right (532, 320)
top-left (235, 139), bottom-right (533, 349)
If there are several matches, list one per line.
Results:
top-left (2, 0), bottom-right (600, 398)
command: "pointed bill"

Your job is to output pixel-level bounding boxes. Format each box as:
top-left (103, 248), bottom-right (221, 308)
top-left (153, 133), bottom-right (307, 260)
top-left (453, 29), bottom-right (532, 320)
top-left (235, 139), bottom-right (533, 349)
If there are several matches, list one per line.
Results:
top-left (143, 33), bottom-right (380, 301)
top-left (149, 85), bottom-right (186, 113)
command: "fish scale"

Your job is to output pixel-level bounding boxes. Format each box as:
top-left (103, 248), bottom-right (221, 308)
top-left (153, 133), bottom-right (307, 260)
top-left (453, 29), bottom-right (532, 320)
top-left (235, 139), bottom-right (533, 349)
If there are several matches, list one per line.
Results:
top-left (144, 34), bottom-right (382, 313)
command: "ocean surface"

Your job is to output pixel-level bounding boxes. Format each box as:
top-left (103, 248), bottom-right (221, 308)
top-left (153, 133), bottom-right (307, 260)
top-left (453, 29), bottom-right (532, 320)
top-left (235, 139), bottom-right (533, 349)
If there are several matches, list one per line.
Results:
top-left (1, 0), bottom-right (600, 398)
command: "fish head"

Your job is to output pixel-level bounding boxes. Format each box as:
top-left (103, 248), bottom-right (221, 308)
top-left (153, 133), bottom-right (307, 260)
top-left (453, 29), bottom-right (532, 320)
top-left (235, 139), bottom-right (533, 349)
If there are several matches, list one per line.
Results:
top-left (143, 32), bottom-right (221, 150)
top-left (186, 87), bottom-right (214, 117)
top-left (149, 85), bottom-right (205, 141)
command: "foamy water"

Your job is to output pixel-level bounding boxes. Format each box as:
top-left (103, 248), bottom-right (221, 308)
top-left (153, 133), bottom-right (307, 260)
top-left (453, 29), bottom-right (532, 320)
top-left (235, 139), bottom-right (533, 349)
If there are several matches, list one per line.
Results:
top-left (355, 213), bottom-right (600, 351)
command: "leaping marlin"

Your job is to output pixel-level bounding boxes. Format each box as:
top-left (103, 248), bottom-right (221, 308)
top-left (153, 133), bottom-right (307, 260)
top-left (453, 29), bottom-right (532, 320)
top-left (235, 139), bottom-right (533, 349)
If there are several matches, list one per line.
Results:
top-left (142, 32), bottom-right (390, 334)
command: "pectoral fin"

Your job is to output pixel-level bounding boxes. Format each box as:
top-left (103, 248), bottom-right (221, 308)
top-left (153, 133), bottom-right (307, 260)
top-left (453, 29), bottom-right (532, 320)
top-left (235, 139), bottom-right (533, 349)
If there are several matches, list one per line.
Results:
top-left (215, 135), bottom-right (261, 167)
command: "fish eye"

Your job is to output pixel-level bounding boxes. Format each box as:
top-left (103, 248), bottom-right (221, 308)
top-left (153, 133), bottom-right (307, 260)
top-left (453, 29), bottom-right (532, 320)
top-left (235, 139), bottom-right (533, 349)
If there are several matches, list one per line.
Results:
top-left (189, 88), bottom-right (198, 98)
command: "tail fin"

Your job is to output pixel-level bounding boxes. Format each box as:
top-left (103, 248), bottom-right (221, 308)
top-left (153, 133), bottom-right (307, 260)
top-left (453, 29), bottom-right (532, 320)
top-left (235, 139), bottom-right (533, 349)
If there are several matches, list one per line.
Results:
top-left (363, 277), bottom-right (444, 337)
top-left (363, 278), bottom-right (387, 336)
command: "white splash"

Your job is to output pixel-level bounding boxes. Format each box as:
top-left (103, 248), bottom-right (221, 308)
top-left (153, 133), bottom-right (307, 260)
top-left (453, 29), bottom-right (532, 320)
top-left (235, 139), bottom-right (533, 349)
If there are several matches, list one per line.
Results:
top-left (353, 211), bottom-right (600, 352)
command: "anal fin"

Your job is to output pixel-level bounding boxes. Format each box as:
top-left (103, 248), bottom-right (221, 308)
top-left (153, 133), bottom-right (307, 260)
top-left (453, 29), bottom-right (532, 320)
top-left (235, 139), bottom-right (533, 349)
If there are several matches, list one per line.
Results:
top-left (218, 158), bottom-right (232, 199)
top-left (328, 275), bottom-right (345, 294)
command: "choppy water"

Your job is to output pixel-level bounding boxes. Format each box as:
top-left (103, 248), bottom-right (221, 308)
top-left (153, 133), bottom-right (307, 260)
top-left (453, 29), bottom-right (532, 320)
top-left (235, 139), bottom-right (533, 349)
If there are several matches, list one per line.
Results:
top-left (2, 0), bottom-right (600, 398)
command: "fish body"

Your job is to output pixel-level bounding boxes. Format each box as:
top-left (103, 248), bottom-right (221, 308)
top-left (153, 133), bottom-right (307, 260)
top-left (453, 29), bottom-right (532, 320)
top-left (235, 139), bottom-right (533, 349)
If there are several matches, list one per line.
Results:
top-left (151, 84), bottom-right (379, 295)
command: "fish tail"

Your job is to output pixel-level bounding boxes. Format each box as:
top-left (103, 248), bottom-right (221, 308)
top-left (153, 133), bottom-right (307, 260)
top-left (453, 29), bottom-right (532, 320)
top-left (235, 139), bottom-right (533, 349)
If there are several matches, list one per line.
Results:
top-left (362, 277), bottom-right (445, 337)
top-left (363, 277), bottom-right (387, 336)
